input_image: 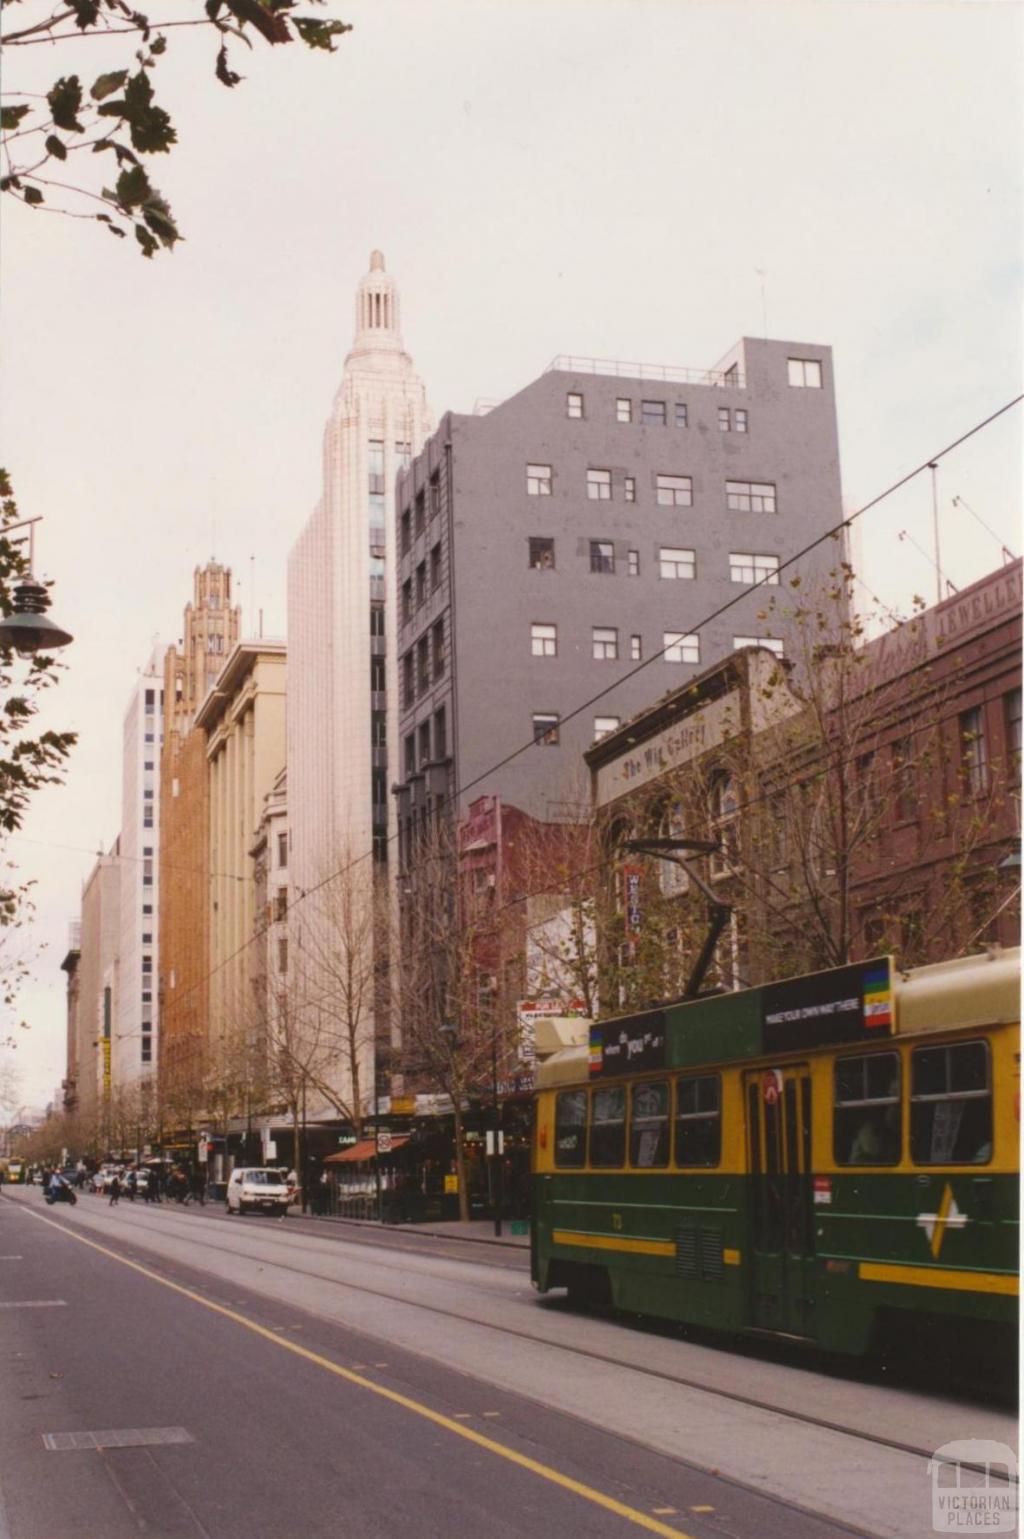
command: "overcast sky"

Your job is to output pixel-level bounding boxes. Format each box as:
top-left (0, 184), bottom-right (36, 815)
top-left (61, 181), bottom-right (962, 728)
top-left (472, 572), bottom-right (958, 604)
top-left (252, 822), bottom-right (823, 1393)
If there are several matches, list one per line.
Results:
top-left (2, 0), bottom-right (1021, 1105)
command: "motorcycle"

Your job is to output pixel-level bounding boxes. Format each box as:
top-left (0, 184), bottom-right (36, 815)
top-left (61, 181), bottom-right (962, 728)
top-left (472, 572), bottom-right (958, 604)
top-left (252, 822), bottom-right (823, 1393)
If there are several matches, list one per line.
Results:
top-left (44, 1180), bottom-right (77, 1206)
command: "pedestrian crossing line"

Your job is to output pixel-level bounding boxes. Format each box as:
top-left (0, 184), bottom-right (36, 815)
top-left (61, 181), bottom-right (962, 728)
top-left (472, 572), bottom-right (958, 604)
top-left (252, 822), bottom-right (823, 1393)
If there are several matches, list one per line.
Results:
top-left (23, 1206), bottom-right (697, 1539)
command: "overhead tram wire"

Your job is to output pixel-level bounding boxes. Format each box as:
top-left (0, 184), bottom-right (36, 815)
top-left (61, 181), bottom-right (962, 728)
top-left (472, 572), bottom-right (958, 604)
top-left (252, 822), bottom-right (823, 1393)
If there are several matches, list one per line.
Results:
top-left (157, 393), bottom-right (1024, 1038)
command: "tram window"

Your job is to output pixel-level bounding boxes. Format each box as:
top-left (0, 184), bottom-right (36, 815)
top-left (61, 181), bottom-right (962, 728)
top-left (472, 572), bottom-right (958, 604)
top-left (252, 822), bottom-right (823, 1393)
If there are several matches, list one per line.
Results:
top-left (834, 1052), bottom-right (901, 1165)
top-left (630, 1082), bottom-right (670, 1167)
top-left (911, 1041), bottom-right (992, 1165)
top-left (674, 1074), bottom-right (721, 1167)
top-left (554, 1090), bottom-right (587, 1167)
top-left (589, 1086), bottom-right (626, 1167)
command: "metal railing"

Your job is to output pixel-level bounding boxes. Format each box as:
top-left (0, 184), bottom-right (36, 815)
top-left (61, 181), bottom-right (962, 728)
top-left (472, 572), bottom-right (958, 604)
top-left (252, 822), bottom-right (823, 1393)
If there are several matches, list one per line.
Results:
top-left (546, 354), bottom-right (745, 389)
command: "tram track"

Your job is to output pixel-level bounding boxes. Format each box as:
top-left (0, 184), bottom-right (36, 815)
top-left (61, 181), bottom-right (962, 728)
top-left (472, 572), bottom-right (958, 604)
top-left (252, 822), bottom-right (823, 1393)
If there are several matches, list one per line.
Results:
top-left (14, 1193), bottom-right (1007, 1479)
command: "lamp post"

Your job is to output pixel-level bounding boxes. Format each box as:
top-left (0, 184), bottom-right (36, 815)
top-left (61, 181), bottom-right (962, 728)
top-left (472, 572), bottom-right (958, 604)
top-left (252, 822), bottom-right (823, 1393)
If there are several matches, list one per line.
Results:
top-left (0, 517), bottom-right (73, 655)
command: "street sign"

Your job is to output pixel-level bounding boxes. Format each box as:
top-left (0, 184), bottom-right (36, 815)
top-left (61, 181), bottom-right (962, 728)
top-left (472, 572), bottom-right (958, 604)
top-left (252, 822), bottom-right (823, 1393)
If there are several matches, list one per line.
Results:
top-left (376, 1131), bottom-right (392, 1154)
top-left (762, 1069), bottom-right (783, 1105)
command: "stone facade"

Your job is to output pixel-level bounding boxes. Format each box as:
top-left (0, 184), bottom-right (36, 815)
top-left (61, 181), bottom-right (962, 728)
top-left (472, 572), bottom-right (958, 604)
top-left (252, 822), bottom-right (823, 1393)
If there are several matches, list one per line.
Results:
top-left (116, 651), bottom-right (162, 1090)
top-left (75, 847), bottom-right (121, 1136)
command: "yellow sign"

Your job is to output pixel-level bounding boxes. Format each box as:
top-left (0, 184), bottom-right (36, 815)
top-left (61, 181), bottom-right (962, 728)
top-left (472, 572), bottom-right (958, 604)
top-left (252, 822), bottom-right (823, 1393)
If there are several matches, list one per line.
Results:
top-left (390, 1096), bottom-right (416, 1115)
top-left (102, 1038), bottom-right (111, 1091)
top-left (444, 1174), bottom-right (459, 1194)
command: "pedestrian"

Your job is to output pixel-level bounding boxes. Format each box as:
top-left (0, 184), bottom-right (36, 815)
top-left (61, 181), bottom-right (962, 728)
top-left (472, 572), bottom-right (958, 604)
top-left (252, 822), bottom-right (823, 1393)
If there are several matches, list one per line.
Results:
top-left (149, 1166), bottom-right (162, 1203)
top-left (74, 1160), bottom-right (86, 1190)
top-left (191, 1166), bottom-right (207, 1207)
top-left (108, 1174), bottom-right (121, 1206)
top-left (126, 1169), bottom-right (137, 1203)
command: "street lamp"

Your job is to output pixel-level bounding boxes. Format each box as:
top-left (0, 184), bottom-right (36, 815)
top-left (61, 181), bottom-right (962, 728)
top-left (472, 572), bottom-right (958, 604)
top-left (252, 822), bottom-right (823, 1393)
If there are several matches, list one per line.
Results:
top-left (0, 518), bottom-right (72, 655)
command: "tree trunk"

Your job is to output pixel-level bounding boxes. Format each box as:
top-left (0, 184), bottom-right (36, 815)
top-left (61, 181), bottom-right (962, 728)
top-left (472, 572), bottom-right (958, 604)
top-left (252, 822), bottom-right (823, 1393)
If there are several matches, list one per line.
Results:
top-left (452, 1098), bottom-right (470, 1223)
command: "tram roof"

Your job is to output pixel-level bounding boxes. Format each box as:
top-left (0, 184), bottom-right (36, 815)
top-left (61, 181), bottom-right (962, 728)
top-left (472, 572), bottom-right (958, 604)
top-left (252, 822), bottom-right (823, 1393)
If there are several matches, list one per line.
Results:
top-left (534, 947), bottom-right (1020, 1088)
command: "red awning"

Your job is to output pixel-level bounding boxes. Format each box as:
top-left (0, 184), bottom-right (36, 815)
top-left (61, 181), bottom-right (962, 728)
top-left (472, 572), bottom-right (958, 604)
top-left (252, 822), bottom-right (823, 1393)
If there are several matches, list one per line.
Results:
top-left (324, 1135), bottom-right (410, 1165)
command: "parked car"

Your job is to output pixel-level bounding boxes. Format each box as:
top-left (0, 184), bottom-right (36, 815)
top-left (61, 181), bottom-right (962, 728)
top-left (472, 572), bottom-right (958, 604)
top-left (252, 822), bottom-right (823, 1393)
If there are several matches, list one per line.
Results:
top-left (225, 1167), bottom-right (291, 1216)
top-left (92, 1164), bottom-right (124, 1193)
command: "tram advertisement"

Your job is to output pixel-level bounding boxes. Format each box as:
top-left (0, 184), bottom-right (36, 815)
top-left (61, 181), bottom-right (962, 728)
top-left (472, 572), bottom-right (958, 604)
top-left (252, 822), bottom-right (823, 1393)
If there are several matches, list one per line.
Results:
top-left (761, 957), bottom-right (894, 1051)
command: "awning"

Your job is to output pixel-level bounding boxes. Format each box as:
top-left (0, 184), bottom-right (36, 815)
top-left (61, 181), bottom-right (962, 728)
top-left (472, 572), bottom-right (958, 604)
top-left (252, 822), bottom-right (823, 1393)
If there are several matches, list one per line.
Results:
top-left (324, 1135), bottom-right (410, 1165)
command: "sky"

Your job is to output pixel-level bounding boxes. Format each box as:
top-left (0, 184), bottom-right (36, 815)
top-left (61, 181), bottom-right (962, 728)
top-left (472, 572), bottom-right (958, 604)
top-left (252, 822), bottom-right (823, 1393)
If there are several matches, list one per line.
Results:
top-left (1, 0), bottom-right (1021, 1106)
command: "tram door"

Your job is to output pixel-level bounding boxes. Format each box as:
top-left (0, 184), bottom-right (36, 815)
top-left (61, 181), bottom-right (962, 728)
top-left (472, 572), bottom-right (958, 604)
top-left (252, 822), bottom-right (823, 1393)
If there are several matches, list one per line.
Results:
top-left (745, 1067), bottom-right (815, 1337)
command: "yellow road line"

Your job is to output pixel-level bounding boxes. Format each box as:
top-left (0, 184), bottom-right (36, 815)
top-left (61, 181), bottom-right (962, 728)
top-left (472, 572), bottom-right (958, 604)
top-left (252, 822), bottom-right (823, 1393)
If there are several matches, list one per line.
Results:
top-left (22, 1206), bottom-right (694, 1539)
top-left (859, 1260), bottom-right (1019, 1295)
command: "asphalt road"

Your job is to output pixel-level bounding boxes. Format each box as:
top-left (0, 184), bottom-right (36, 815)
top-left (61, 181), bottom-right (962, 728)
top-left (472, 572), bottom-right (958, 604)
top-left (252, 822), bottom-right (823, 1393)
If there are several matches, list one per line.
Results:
top-left (0, 1190), bottom-right (1014, 1539)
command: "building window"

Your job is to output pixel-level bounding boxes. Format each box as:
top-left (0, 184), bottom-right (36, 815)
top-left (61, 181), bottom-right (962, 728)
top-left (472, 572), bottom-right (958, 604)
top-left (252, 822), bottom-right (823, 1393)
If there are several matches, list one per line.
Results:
top-left (627, 549), bottom-right (639, 576)
top-left (417, 636), bottom-right (430, 691)
top-left (277, 832), bottom-right (288, 867)
top-left (892, 736), bottom-right (916, 822)
top-left (532, 713), bottom-right (560, 745)
top-left (674, 402), bottom-right (688, 428)
top-left (709, 772), bottom-right (739, 875)
top-left (141, 990), bottom-right (152, 1004)
top-left (418, 720), bottom-right (431, 766)
top-left (429, 472), bottom-right (441, 518)
top-left (531, 622), bottom-right (557, 657)
top-left (735, 409), bottom-right (748, 433)
top-left (395, 440), bottom-right (411, 469)
top-left (630, 634), bottom-right (642, 661)
top-left (144, 688), bottom-right (155, 708)
top-left (587, 468), bottom-right (612, 500)
top-left (402, 652), bottom-right (414, 706)
top-left (434, 705), bottom-right (447, 759)
top-left (624, 477), bottom-right (636, 503)
top-left (370, 605), bottom-right (385, 637)
top-left (142, 859), bottom-right (153, 886)
top-left (401, 579), bottom-right (412, 624)
top-left (274, 890), bottom-right (287, 922)
top-left (143, 810), bottom-right (153, 828)
top-left (400, 509), bottom-right (411, 554)
top-left (663, 632), bottom-right (700, 664)
top-left (788, 357), bottom-right (823, 388)
top-left (726, 479), bottom-right (776, 513)
top-left (141, 1039), bottom-right (152, 1063)
top-left (432, 620), bottom-right (445, 679)
top-left (718, 407), bottom-right (731, 431)
top-left (730, 551), bottom-right (779, 584)
top-left (659, 547), bottom-right (696, 580)
top-left (1004, 687), bottom-right (1022, 774)
top-left (142, 933), bottom-right (152, 944)
top-left (430, 544), bottom-right (443, 591)
top-left (404, 733), bottom-right (416, 777)
top-left (960, 706), bottom-right (988, 796)
top-left (675, 1074), bottom-right (721, 1167)
top-left (616, 398), bottom-right (632, 423)
top-left (371, 656), bottom-right (385, 693)
top-left (368, 439), bottom-right (385, 495)
top-left (641, 400), bottom-right (667, 426)
top-left (141, 956), bottom-right (152, 974)
top-left (734, 636), bottom-right (784, 656)
top-left (566, 392), bottom-right (584, 419)
top-left (594, 716), bottom-right (620, 741)
top-left (278, 938), bottom-right (288, 975)
top-left (529, 536), bottom-right (555, 569)
top-left (592, 626), bottom-right (618, 661)
top-left (590, 541), bottom-right (615, 574)
top-left (415, 489), bottom-right (426, 535)
top-left (144, 761), bottom-right (154, 771)
top-left (656, 474), bottom-right (692, 507)
top-left (527, 463), bottom-right (552, 496)
top-left (415, 562), bottom-right (426, 608)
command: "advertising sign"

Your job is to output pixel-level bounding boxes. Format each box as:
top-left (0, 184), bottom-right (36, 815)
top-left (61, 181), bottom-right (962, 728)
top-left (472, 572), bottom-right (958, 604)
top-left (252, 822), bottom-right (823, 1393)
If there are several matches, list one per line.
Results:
top-left (761, 958), bottom-right (894, 1052)
top-left (589, 1011), bottom-right (667, 1079)
top-left (623, 865), bottom-right (643, 935)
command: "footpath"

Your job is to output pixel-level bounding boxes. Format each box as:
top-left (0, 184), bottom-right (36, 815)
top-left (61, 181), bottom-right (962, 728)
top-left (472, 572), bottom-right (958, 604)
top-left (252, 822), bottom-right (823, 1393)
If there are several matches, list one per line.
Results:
top-left (296, 1211), bottom-right (530, 1249)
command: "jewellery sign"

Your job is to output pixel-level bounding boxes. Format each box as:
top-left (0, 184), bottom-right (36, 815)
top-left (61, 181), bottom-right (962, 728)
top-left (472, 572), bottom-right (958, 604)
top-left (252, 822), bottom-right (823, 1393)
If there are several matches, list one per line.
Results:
top-left (761, 958), bottom-right (894, 1052)
top-left (589, 1010), bottom-right (667, 1079)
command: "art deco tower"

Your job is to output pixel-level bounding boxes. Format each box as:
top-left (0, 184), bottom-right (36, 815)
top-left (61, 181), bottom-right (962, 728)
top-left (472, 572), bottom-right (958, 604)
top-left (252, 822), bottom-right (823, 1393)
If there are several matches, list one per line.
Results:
top-left (287, 253), bottom-right (431, 1108)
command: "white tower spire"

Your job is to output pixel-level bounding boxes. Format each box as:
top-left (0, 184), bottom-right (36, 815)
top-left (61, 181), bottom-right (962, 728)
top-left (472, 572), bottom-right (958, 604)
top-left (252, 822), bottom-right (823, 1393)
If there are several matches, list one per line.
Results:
top-left (349, 249), bottom-right (406, 361)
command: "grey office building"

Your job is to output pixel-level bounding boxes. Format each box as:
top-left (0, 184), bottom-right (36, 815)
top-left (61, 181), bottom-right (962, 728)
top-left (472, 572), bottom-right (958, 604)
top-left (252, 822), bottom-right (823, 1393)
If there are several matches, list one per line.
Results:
top-left (393, 338), bottom-right (844, 830)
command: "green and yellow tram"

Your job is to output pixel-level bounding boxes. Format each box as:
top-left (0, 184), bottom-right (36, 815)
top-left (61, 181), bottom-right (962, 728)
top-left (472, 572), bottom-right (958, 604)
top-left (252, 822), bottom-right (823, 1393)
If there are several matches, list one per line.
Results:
top-left (531, 948), bottom-right (1019, 1357)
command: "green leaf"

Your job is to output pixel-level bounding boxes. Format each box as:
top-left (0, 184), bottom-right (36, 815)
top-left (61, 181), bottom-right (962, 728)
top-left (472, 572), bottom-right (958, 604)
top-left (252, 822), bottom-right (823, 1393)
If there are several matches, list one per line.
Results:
top-left (0, 105), bottom-right (32, 131)
top-left (149, 35), bottom-right (167, 55)
top-left (215, 43), bottom-right (243, 87)
top-left (45, 135), bottom-right (67, 161)
top-left (141, 192), bottom-right (180, 249)
top-left (71, 0), bottom-right (101, 26)
top-left (22, 186), bottom-right (43, 206)
top-left (121, 69), bottom-right (176, 154)
top-left (96, 214), bottom-right (127, 238)
top-left (291, 16), bottom-right (352, 50)
top-left (114, 163), bottom-right (152, 210)
top-left (91, 70), bottom-right (128, 102)
top-left (0, 176), bottom-right (22, 192)
top-left (47, 77), bottom-right (85, 134)
top-left (134, 222), bottom-right (158, 258)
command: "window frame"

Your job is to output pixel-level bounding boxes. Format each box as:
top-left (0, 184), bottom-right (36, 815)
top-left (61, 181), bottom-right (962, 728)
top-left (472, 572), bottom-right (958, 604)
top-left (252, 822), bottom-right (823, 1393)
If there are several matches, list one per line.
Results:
top-left (640, 399), bottom-right (667, 427)
top-left (616, 397), bottom-right (633, 423)
top-left (532, 712), bottom-right (560, 746)
top-left (656, 473), bottom-right (693, 508)
top-left (910, 1040), bottom-right (993, 1166)
top-left (726, 480), bottom-right (777, 514)
top-left (659, 546), bottom-right (696, 580)
top-left (531, 621), bottom-right (558, 658)
top-left (588, 1084), bottom-right (627, 1168)
top-left (553, 1089), bottom-right (587, 1168)
top-left (566, 391), bottom-right (584, 420)
top-left (673, 1072), bottom-right (721, 1168)
top-left (663, 631), bottom-right (700, 664)
top-left (729, 551), bottom-right (780, 585)
top-left (592, 625), bottom-right (619, 661)
top-left (629, 1081), bottom-right (670, 1168)
top-left (833, 1051), bottom-right (902, 1166)
top-left (586, 468), bottom-right (613, 501)
top-left (590, 540), bottom-right (615, 575)
top-left (527, 463), bottom-right (552, 497)
top-left (788, 357), bottom-right (823, 388)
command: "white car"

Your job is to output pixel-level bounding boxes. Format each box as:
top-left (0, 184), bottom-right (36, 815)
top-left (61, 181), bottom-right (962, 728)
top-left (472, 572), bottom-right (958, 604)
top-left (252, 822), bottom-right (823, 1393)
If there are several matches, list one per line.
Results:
top-left (225, 1167), bottom-right (291, 1216)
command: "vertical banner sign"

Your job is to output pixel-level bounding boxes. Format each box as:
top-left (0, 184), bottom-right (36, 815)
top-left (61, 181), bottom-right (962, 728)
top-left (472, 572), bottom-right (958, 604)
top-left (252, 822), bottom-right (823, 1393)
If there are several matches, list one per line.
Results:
top-left (623, 865), bottom-right (643, 935)
top-left (102, 984), bottom-right (112, 1092)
